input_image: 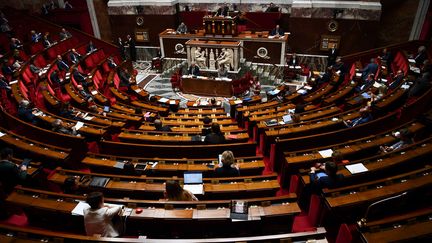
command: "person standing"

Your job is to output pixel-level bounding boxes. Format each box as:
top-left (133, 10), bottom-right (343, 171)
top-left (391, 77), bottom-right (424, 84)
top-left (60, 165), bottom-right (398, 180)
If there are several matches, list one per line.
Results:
top-left (126, 35), bottom-right (136, 62)
top-left (117, 37), bottom-right (126, 61)
top-left (0, 148), bottom-right (28, 194)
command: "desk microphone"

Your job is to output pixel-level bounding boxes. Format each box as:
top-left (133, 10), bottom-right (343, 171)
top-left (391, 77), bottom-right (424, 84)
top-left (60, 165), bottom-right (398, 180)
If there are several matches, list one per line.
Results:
top-left (357, 191), bottom-right (408, 228)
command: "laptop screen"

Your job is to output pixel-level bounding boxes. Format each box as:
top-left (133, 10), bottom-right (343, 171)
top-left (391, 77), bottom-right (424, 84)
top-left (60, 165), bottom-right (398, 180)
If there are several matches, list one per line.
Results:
top-left (184, 172), bottom-right (203, 184)
top-left (282, 114), bottom-right (292, 123)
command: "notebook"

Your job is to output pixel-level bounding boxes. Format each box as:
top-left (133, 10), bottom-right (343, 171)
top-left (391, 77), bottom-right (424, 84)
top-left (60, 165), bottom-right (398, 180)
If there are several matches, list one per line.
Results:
top-left (89, 177), bottom-right (110, 188)
top-left (183, 172), bottom-right (203, 195)
top-left (230, 200), bottom-right (248, 220)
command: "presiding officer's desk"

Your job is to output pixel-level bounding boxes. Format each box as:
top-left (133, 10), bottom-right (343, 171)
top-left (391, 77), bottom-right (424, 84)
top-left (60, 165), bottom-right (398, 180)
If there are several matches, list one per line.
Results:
top-left (181, 75), bottom-right (234, 97)
top-left (159, 29), bottom-right (288, 65)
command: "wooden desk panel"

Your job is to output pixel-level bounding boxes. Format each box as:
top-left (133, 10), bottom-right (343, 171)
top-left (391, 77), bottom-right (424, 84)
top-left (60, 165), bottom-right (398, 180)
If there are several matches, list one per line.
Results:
top-left (181, 77), bottom-right (233, 97)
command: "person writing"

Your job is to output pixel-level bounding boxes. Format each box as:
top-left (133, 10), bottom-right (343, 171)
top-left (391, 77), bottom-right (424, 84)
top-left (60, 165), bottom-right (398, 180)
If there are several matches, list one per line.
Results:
top-left (176, 22), bottom-right (188, 34)
top-left (309, 161), bottom-right (344, 190)
top-left (164, 180), bottom-right (198, 201)
top-left (215, 150), bottom-right (239, 177)
top-left (83, 192), bottom-right (123, 237)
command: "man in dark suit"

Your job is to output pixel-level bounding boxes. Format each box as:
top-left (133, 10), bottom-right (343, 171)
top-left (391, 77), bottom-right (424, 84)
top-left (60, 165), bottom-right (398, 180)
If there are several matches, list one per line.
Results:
top-left (50, 70), bottom-right (63, 86)
top-left (56, 55), bottom-right (69, 72)
top-left (270, 25), bottom-right (284, 37)
top-left (265, 3), bottom-right (279, 12)
top-left (414, 46), bottom-right (427, 68)
top-left (10, 38), bottom-right (23, 50)
top-left (188, 62), bottom-right (200, 76)
top-left (380, 48), bottom-right (393, 72)
top-left (356, 73), bottom-right (375, 93)
top-left (69, 49), bottom-right (81, 64)
top-left (204, 123), bottom-right (226, 144)
top-left (17, 100), bottom-right (37, 124)
top-left (360, 58), bottom-right (378, 81)
top-left (0, 148), bottom-right (28, 194)
top-left (388, 70), bottom-right (404, 90)
top-left (86, 41), bottom-right (96, 53)
top-left (327, 46), bottom-right (339, 67)
top-left (287, 53), bottom-right (300, 66)
top-left (126, 35), bottom-right (136, 62)
top-left (154, 119), bottom-right (172, 132)
top-left (118, 68), bottom-right (131, 87)
top-left (59, 28), bottom-right (72, 40)
top-left (72, 68), bottom-right (88, 87)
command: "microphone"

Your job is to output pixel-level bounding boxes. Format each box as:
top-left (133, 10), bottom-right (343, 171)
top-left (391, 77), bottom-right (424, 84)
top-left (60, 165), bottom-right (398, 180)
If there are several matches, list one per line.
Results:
top-left (357, 191), bottom-right (408, 228)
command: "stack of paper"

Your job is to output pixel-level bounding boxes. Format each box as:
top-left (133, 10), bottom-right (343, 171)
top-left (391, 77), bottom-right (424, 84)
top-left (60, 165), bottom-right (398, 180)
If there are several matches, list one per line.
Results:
top-left (318, 149), bottom-right (333, 158)
top-left (345, 163), bottom-right (368, 174)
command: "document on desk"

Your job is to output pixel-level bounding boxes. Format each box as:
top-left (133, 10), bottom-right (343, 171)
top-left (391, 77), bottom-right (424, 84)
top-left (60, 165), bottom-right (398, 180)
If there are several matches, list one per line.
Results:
top-left (158, 97), bottom-right (169, 103)
top-left (169, 100), bottom-right (176, 105)
top-left (345, 163), bottom-right (368, 174)
top-left (74, 121), bottom-right (84, 131)
top-left (0, 132), bottom-right (5, 137)
top-left (318, 149), bottom-right (333, 158)
top-left (72, 201), bottom-right (127, 216)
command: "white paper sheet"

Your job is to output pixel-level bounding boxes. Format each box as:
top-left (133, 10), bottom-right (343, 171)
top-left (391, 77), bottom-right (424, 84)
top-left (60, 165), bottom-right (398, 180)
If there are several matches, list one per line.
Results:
top-left (345, 163), bottom-right (369, 174)
top-left (318, 149), bottom-right (333, 158)
top-left (74, 121), bottom-right (84, 131)
top-left (158, 97), bottom-right (169, 103)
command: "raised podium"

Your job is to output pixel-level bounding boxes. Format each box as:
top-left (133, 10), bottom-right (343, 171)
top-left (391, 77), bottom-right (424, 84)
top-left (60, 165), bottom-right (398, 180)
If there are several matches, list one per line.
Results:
top-left (203, 16), bottom-right (237, 36)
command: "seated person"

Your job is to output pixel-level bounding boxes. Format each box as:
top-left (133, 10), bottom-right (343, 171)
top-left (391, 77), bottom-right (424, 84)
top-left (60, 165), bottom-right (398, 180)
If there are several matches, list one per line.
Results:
top-left (380, 128), bottom-right (414, 153)
top-left (250, 76), bottom-right (261, 95)
top-left (309, 161), bottom-right (344, 190)
top-left (87, 41), bottom-right (96, 53)
top-left (201, 116), bottom-right (212, 136)
top-left (51, 119), bottom-right (77, 135)
top-left (408, 71), bottom-right (431, 98)
top-left (388, 70), bottom-right (405, 90)
top-left (270, 24), bottom-right (284, 37)
top-left (343, 107), bottom-right (372, 127)
top-left (69, 49), bottom-right (82, 64)
top-left (59, 28), bottom-right (72, 40)
top-left (56, 55), bottom-right (70, 72)
top-left (62, 176), bottom-right (85, 194)
top-left (17, 100), bottom-right (37, 124)
top-left (380, 48), bottom-right (393, 73)
top-left (355, 73), bottom-right (375, 93)
top-left (265, 2), bottom-right (279, 12)
top-left (107, 56), bottom-right (117, 68)
top-left (118, 68), bottom-right (132, 87)
top-left (0, 148), bottom-right (28, 194)
top-left (123, 161), bottom-right (141, 176)
top-left (218, 64), bottom-right (228, 78)
top-left (164, 180), bottom-right (198, 201)
top-left (154, 119), bottom-right (172, 132)
top-left (1, 60), bottom-right (15, 76)
top-left (30, 30), bottom-right (42, 43)
top-left (10, 38), bottom-right (23, 50)
top-left (76, 85), bottom-right (93, 101)
top-left (42, 32), bottom-right (53, 48)
top-left (83, 192), bottom-right (122, 237)
top-left (204, 122), bottom-right (226, 144)
top-left (413, 46), bottom-right (427, 67)
top-left (50, 70), bottom-right (64, 86)
top-left (215, 4), bottom-right (229, 17)
top-left (73, 68), bottom-right (88, 86)
top-left (176, 22), bottom-right (188, 34)
top-left (215, 150), bottom-right (240, 177)
top-left (0, 75), bottom-right (11, 92)
top-left (29, 62), bottom-right (41, 74)
top-left (188, 62), bottom-right (200, 76)
top-left (287, 53), bottom-right (300, 66)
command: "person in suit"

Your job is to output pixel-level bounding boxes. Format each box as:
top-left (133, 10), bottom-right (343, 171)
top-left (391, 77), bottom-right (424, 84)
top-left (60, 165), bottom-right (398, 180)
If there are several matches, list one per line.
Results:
top-left (218, 64), bottom-right (228, 78)
top-left (154, 119), bottom-right (172, 132)
top-left (414, 46), bottom-right (427, 68)
top-left (408, 71), bottom-right (431, 98)
top-left (126, 35), bottom-right (136, 62)
top-left (30, 30), bottom-right (42, 43)
top-left (204, 123), bottom-right (226, 144)
top-left (56, 55), bottom-right (69, 72)
top-left (327, 46), bottom-right (339, 67)
top-left (10, 38), bottom-right (23, 50)
top-left (69, 49), bottom-right (81, 64)
top-left (265, 2), bottom-right (279, 12)
top-left (380, 128), bottom-right (414, 153)
top-left (188, 62), bottom-right (200, 76)
top-left (360, 58), bottom-right (378, 81)
top-left (388, 70), bottom-right (405, 90)
top-left (76, 85), bottom-right (92, 101)
top-left (42, 32), bottom-right (53, 48)
top-left (0, 148), bottom-right (28, 194)
top-left (50, 70), bottom-right (63, 86)
top-left (117, 37), bottom-right (125, 61)
top-left (1, 60), bottom-right (14, 77)
top-left (83, 192), bottom-right (123, 237)
top-left (309, 161), bottom-right (344, 190)
top-left (86, 41), bottom-right (96, 53)
top-left (215, 3), bottom-right (229, 16)
top-left (215, 150), bottom-right (240, 177)
top-left (59, 28), bottom-right (72, 40)
top-left (164, 180), bottom-right (198, 201)
top-left (270, 25), bottom-right (284, 37)
top-left (287, 53), bottom-right (300, 66)
top-left (355, 73), bottom-right (375, 93)
top-left (176, 22), bottom-right (188, 34)
top-left (73, 68), bottom-right (88, 86)
top-left (107, 56), bottom-right (117, 68)
top-left (123, 161), bottom-right (141, 176)
top-left (380, 48), bottom-right (393, 73)
top-left (343, 107), bottom-right (373, 127)
top-left (17, 100), bottom-right (37, 125)
top-left (51, 119), bottom-right (77, 135)
top-left (0, 75), bottom-right (11, 93)
top-left (118, 68), bottom-right (132, 87)
top-left (201, 116), bottom-right (212, 136)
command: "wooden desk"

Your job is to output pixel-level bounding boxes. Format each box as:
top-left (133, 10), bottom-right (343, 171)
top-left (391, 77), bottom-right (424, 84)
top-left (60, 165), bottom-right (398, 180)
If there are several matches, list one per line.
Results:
top-left (181, 76), bottom-right (233, 97)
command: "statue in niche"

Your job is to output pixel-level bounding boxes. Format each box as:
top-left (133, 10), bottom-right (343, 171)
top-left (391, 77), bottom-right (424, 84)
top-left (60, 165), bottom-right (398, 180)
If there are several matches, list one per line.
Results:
top-left (217, 48), bottom-right (233, 70)
top-left (194, 47), bottom-right (207, 69)
top-left (209, 49), bottom-right (216, 70)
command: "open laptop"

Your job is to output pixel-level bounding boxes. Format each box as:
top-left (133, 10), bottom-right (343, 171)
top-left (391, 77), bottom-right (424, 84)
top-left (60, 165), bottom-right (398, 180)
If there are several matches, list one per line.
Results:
top-left (183, 172), bottom-right (203, 195)
top-left (282, 114), bottom-right (293, 124)
top-left (230, 200), bottom-right (249, 220)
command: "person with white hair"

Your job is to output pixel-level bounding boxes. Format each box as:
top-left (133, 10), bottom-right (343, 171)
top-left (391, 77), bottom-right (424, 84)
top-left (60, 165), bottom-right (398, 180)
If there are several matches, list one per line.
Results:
top-left (51, 119), bottom-right (77, 135)
top-left (17, 100), bottom-right (37, 124)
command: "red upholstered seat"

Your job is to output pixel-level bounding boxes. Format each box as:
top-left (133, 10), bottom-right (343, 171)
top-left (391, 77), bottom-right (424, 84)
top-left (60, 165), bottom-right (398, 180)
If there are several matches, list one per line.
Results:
top-left (1, 212), bottom-right (29, 227)
top-left (288, 175), bottom-right (299, 194)
top-left (291, 194), bottom-right (322, 232)
top-left (335, 224), bottom-right (353, 243)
